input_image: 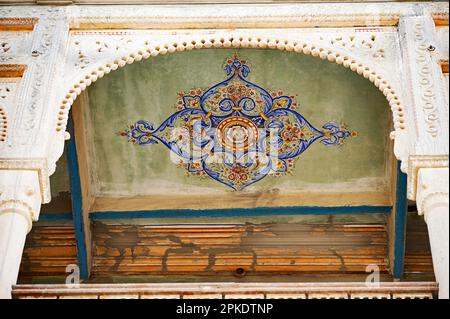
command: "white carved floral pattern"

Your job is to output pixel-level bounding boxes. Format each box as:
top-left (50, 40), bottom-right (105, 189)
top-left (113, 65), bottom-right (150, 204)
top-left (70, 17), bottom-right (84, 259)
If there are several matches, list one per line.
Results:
top-left (0, 80), bottom-right (18, 143)
top-left (0, 32), bottom-right (33, 62)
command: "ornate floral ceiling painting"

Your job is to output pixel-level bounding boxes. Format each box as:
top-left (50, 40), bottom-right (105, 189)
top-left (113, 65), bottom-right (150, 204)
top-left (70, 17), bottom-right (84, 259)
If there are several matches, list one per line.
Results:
top-left (85, 49), bottom-right (391, 197)
top-left (120, 55), bottom-right (357, 190)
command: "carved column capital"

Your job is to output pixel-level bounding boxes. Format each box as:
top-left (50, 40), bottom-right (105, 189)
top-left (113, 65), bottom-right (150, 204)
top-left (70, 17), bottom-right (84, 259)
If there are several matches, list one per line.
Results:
top-left (408, 155), bottom-right (449, 200)
top-left (416, 167), bottom-right (449, 219)
top-left (0, 158), bottom-right (51, 204)
top-left (0, 170), bottom-right (42, 233)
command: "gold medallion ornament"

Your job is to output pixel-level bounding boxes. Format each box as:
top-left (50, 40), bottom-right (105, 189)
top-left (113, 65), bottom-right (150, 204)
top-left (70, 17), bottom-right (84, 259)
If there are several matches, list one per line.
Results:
top-left (217, 117), bottom-right (259, 152)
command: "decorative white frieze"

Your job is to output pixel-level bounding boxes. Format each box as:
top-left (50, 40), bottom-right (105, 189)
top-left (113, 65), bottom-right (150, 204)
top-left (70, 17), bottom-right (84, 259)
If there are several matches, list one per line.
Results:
top-left (0, 32), bottom-right (33, 64)
top-left (399, 16), bottom-right (449, 147)
top-left (11, 9), bottom-right (69, 150)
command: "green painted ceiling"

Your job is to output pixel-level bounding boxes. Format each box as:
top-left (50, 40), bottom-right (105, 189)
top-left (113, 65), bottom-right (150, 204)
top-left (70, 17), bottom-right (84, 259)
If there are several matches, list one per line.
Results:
top-left (41, 149), bottom-right (72, 214)
top-left (84, 48), bottom-right (392, 196)
top-left (50, 151), bottom-right (70, 196)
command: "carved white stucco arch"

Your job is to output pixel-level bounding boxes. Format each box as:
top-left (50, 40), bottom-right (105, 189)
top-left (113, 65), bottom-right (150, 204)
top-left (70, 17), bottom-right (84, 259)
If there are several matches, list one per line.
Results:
top-left (49, 29), bottom-right (409, 175)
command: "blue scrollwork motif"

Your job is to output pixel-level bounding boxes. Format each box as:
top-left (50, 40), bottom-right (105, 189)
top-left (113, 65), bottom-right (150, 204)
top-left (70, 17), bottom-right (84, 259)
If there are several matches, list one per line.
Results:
top-left (121, 55), bottom-right (357, 190)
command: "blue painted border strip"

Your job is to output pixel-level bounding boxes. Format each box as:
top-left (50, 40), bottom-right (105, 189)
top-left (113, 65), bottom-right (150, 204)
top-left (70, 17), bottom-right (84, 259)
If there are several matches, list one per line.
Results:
top-left (393, 160), bottom-right (408, 279)
top-left (90, 205), bottom-right (391, 220)
top-left (66, 116), bottom-right (89, 280)
top-left (40, 213), bottom-right (73, 220)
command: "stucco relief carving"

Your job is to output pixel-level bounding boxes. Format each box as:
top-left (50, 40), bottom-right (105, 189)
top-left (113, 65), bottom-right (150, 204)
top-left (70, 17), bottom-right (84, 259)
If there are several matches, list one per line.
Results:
top-left (0, 79), bottom-right (20, 145)
top-left (20, 12), bottom-right (60, 133)
top-left (407, 155), bottom-right (449, 200)
top-left (73, 34), bottom-right (134, 70)
top-left (416, 167), bottom-right (449, 217)
top-left (413, 22), bottom-right (441, 138)
top-left (0, 42), bottom-right (11, 54)
top-left (324, 31), bottom-right (387, 60)
top-left (0, 32), bottom-right (33, 63)
top-left (0, 169), bottom-right (43, 230)
top-left (397, 15), bottom-right (449, 198)
top-left (0, 83), bottom-right (14, 100)
top-left (9, 9), bottom-right (69, 149)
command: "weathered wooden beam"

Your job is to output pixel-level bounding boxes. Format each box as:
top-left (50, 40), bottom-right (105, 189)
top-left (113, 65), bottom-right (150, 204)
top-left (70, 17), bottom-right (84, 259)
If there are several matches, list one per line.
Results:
top-left (19, 226), bottom-right (78, 279)
top-left (90, 220), bottom-right (388, 276)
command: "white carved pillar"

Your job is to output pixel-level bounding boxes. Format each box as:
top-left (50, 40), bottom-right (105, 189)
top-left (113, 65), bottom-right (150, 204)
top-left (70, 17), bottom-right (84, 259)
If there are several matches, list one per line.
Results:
top-left (0, 7), bottom-right (69, 299)
top-left (0, 170), bottom-right (41, 299)
top-left (416, 168), bottom-right (449, 299)
top-left (399, 13), bottom-right (449, 299)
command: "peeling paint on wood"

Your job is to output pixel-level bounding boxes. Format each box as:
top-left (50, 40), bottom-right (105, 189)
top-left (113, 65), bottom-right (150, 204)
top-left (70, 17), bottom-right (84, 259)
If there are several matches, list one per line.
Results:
top-left (92, 221), bottom-right (389, 276)
top-left (19, 226), bottom-right (78, 278)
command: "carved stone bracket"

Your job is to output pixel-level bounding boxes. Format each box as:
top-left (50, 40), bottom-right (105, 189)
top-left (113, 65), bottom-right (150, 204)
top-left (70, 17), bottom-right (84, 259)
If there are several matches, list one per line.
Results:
top-left (0, 158), bottom-right (51, 204)
top-left (408, 155), bottom-right (449, 200)
top-left (416, 167), bottom-right (449, 217)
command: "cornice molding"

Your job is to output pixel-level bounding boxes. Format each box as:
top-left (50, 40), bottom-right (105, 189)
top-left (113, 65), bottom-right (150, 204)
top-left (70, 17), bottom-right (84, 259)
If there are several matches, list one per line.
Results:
top-left (0, 64), bottom-right (26, 77)
top-left (69, 13), bottom-right (402, 29)
top-left (432, 12), bottom-right (449, 26)
top-left (0, 17), bottom-right (36, 31)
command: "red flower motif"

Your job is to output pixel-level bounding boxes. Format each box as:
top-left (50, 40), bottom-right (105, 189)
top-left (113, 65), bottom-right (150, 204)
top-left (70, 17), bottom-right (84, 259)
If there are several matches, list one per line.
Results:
top-left (281, 125), bottom-right (303, 142)
top-left (239, 174), bottom-right (248, 181)
top-left (231, 165), bottom-right (244, 174)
